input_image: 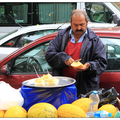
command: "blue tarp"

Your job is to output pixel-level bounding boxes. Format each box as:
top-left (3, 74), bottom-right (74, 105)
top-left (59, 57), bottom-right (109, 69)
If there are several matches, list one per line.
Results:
top-left (20, 84), bottom-right (77, 111)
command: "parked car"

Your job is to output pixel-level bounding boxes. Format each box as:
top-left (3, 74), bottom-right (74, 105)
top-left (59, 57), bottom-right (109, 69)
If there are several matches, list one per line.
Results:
top-left (0, 24), bottom-right (69, 61)
top-left (0, 22), bottom-right (116, 61)
top-left (1, 27), bottom-right (120, 97)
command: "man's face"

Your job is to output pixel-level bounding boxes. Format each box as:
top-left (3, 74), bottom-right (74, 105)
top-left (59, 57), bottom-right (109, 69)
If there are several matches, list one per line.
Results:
top-left (70, 14), bottom-right (89, 36)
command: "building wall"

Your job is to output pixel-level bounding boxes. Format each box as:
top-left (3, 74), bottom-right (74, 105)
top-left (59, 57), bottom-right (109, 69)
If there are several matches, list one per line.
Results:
top-left (114, 2), bottom-right (120, 8)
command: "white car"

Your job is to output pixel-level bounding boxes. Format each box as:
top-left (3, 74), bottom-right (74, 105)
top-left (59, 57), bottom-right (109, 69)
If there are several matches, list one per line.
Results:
top-left (0, 22), bottom-right (117, 60)
top-left (0, 24), bottom-right (70, 61)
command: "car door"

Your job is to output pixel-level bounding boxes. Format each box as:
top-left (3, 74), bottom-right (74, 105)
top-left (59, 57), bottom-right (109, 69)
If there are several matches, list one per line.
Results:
top-left (0, 40), bottom-right (52, 89)
top-left (100, 37), bottom-right (120, 95)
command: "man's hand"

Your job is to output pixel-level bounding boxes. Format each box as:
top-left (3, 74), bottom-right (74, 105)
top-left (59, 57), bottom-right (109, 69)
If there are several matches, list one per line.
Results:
top-left (64, 57), bottom-right (74, 66)
top-left (74, 62), bottom-right (90, 71)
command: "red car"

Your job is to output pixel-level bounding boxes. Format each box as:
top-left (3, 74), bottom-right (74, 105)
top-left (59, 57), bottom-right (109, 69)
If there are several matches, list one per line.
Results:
top-left (1, 27), bottom-right (120, 97)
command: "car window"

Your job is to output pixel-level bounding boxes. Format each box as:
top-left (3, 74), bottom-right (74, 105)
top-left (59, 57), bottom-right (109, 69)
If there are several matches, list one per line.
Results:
top-left (38, 3), bottom-right (76, 23)
top-left (85, 3), bottom-right (113, 23)
top-left (7, 36), bottom-right (120, 73)
top-left (1, 29), bottom-right (57, 47)
top-left (16, 30), bottom-right (57, 47)
top-left (101, 37), bottom-right (120, 70)
top-left (1, 35), bottom-right (21, 47)
top-left (11, 41), bottom-right (52, 73)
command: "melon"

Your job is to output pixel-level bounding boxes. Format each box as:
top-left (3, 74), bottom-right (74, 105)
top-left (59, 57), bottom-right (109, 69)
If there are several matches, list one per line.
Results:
top-left (98, 104), bottom-right (117, 117)
top-left (4, 105), bottom-right (27, 118)
top-left (35, 78), bottom-right (45, 86)
top-left (71, 61), bottom-right (84, 68)
top-left (72, 98), bottom-right (90, 112)
top-left (42, 74), bottom-right (52, 82)
top-left (57, 104), bottom-right (87, 118)
top-left (0, 110), bottom-right (6, 118)
top-left (28, 103), bottom-right (57, 118)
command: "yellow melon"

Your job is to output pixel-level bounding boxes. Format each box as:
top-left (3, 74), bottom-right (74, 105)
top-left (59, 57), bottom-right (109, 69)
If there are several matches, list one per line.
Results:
top-left (72, 98), bottom-right (90, 112)
top-left (35, 77), bottom-right (45, 86)
top-left (42, 74), bottom-right (52, 82)
top-left (0, 110), bottom-right (6, 118)
top-left (98, 104), bottom-right (117, 117)
top-left (57, 104), bottom-right (87, 118)
top-left (4, 105), bottom-right (27, 118)
top-left (71, 61), bottom-right (84, 68)
top-left (28, 103), bottom-right (57, 118)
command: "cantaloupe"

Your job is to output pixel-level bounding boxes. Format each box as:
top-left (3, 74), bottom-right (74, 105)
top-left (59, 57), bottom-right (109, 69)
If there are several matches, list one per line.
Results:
top-left (28, 103), bottom-right (58, 118)
top-left (72, 98), bottom-right (90, 112)
top-left (71, 61), bottom-right (84, 68)
top-left (57, 104), bottom-right (87, 118)
top-left (4, 105), bottom-right (27, 118)
top-left (98, 104), bottom-right (117, 117)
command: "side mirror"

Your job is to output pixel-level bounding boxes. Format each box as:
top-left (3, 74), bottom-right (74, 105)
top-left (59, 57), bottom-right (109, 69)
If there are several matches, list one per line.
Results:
top-left (112, 14), bottom-right (118, 24)
top-left (117, 19), bottom-right (120, 26)
top-left (1, 65), bottom-right (10, 76)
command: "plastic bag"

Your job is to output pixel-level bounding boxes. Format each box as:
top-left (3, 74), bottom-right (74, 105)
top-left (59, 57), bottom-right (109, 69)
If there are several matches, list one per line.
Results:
top-left (0, 81), bottom-right (24, 110)
top-left (78, 87), bottom-right (119, 108)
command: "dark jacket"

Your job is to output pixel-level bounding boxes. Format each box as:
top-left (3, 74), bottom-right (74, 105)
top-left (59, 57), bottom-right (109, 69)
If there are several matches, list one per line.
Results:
top-left (45, 26), bottom-right (107, 96)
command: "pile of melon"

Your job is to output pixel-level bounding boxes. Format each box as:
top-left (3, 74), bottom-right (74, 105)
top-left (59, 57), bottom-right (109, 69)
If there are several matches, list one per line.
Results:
top-left (0, 98), bottom-right (118, 118)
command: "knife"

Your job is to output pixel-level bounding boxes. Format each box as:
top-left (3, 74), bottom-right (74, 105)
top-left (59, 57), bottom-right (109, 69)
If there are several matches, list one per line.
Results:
top-left (74, 59), bottom-right (81, 62)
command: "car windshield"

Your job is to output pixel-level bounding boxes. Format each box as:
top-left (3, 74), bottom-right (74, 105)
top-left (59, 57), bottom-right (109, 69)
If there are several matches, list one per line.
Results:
top-left (0, 29), bottom-right (18, 40)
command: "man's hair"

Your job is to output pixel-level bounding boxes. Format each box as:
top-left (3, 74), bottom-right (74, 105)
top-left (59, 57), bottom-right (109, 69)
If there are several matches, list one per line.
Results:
top-left (70, 9), bottom-right (88, 22)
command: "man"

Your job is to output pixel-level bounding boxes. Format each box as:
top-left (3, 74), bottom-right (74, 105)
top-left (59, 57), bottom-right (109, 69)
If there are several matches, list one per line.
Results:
top-left (45, 9), bottom-right (107, 96)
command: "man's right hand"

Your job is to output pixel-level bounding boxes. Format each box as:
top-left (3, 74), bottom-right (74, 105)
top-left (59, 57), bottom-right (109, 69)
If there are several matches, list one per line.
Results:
top-left (74, 62), bottom-right (90, 71)
top-left (64, 57), bottom-right (74, 66)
